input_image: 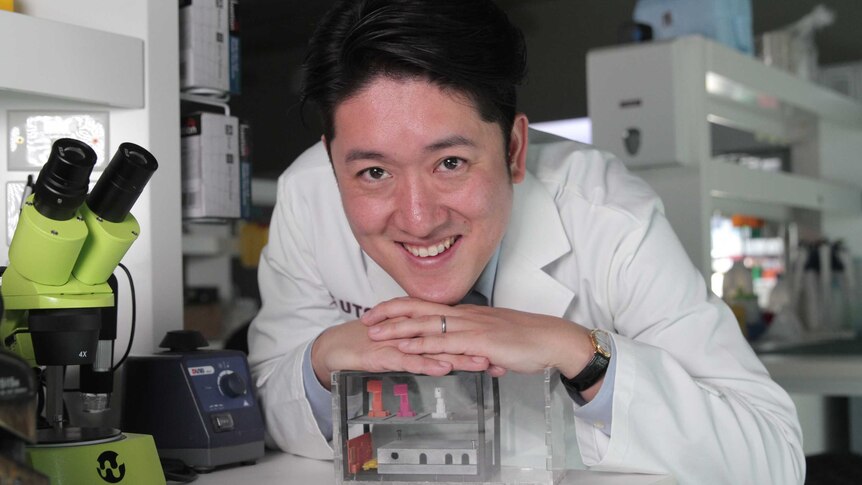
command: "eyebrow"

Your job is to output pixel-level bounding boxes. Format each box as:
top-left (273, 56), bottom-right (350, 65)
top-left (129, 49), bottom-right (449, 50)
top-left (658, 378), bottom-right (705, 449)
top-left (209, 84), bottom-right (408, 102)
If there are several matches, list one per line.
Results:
top-left (425, 135), bottom-right (476, 152)
top-left (344, 149), bottom-right (386, 164)
top-left (343, 135), bottom-right (477, 164)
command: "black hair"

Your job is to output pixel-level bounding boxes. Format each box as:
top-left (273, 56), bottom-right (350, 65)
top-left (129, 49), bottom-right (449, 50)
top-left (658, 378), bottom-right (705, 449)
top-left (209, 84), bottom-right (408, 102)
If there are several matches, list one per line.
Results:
top-left (300, 0), bottom-right (527, 145)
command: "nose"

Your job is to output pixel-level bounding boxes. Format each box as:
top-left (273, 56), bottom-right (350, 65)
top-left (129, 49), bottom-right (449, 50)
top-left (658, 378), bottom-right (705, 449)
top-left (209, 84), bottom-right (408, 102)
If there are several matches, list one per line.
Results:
top-left (393, 175), bottom-right (444, 237)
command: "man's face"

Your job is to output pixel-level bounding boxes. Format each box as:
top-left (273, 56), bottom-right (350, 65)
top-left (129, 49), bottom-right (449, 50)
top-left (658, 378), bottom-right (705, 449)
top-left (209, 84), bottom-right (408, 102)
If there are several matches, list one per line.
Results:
top-left (328, 77), bottom-right (526, 304)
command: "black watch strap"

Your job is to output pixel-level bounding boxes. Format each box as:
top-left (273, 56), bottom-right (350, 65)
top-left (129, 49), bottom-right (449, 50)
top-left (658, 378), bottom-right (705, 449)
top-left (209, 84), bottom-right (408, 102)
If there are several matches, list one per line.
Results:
top-left (560, 351), bottom-right (610, 395)
top-left (560, 330), bottom-right (612, 400)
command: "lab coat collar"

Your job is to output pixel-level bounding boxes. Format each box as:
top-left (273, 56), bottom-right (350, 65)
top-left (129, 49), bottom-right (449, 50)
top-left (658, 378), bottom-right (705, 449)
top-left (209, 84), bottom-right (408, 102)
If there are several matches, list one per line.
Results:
top-left (365, 171), bottom-right (573, 316)
top-left (494, 172), bottom-right (574, 318)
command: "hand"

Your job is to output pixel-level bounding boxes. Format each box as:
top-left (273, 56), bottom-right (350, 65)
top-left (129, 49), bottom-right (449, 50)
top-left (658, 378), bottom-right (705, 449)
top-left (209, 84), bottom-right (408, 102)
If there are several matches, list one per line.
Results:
top-left (310, 319), bottom-right (491, 390)
top-left (361, 297), bottom-right (595, 380)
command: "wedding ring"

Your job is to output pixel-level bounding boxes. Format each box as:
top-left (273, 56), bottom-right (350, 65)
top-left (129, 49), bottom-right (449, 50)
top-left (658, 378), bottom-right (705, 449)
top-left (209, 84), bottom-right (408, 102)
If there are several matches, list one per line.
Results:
top-left (440, 315), bottom-right (447, 334)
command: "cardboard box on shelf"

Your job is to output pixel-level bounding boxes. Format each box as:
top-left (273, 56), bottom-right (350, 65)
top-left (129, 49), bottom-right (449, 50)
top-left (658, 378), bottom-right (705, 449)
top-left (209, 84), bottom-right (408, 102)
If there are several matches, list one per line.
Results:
top-left (180, 0), bottom-right (230, 93)
top-left (181, 112), bottom-right (240, 219)
top-left (229, 0), bottom-right (241, 94)
top-left (239, 121), bottom-right (252, 219)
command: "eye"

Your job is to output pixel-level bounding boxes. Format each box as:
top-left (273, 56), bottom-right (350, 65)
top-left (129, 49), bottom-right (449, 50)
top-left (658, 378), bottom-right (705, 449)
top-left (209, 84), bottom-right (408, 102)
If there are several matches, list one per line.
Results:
top-left (358, 167), bottom-right (391, 181)
top-left (437, 157), bottom-right (465, 172)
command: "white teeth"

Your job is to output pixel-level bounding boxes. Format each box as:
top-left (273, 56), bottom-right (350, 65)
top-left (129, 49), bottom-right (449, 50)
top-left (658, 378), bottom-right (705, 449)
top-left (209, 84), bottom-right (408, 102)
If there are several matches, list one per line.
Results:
top-left (404, 237), bottom-right (455, 258)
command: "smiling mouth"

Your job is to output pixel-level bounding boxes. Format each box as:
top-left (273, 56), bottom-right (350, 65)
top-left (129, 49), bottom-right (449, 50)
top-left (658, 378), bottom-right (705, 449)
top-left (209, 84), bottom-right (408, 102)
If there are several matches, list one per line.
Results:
top-left (402, 236), bottom-right (457, 258)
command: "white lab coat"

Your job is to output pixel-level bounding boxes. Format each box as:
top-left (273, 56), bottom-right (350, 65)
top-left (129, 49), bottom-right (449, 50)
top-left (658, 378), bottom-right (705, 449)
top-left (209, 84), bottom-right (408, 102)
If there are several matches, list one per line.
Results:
top-left (248, 132), bottom-right (804, 484)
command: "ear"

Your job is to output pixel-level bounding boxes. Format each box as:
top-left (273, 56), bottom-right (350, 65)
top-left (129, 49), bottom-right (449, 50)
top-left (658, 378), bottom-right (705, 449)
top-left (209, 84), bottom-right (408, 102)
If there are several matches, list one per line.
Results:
top-left (321, 135), bottom-right (333, 162)
top-left (508, 113), bottom-right (528, 184)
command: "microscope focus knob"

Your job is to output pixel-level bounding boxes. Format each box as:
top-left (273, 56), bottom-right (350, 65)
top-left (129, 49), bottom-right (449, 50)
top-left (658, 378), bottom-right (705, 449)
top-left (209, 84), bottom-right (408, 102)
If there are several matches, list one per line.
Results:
top-left (218, 371), bottom-right (247, 398)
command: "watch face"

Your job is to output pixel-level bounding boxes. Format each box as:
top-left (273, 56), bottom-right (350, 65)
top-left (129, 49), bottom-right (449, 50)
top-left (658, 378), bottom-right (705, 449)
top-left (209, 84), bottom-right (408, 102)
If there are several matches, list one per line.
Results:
top-left (593, 330), bottom-right (612, 358)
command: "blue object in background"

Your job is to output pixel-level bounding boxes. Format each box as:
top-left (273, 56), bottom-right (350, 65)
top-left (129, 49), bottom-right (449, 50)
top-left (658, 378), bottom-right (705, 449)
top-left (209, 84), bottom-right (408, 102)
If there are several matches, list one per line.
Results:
top-left (634, 0), bottom-right (753, 54)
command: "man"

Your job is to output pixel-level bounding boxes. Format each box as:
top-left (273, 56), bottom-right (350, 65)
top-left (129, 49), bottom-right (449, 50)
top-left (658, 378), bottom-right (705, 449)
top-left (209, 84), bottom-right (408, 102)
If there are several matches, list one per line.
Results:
top-left (248, 1), bottom-right (804, 483)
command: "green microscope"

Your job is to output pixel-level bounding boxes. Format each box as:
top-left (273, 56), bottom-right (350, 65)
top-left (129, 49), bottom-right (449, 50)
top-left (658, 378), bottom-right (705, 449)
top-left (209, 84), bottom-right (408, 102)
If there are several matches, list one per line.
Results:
top-left (0, 138), bottom-right (165, 483)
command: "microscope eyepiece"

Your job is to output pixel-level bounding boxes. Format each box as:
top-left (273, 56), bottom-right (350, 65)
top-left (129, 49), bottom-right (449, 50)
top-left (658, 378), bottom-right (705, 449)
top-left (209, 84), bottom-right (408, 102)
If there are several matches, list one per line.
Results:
top-left (33, 138), bottom-right (98, 221)
top-left (87, 142), bottom-right (159, 223)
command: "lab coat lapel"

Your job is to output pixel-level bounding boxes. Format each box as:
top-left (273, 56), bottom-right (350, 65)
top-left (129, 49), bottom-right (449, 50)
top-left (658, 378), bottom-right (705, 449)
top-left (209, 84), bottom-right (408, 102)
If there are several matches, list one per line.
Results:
top-left (494, 173), bottom-right (574, 318)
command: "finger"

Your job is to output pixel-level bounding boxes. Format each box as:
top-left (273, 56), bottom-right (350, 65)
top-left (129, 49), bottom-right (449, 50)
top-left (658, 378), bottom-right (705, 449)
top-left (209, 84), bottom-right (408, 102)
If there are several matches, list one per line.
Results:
top-left (399, 353), bottom-right (454, 376)
top-left (426, 353), bottom-right (490, 372)
top-left (362, 297), bottom-right (452, 325)
top-left (367, 345), bottom-right (453, 376)
top-left (364, 316), bottom-right (410, 336)
top-left (397, 333), bottom-right (477, 357)
top-left (367, 314), bottom-right (453, 341)
top-left (487, 365), bottom-right (507, 377)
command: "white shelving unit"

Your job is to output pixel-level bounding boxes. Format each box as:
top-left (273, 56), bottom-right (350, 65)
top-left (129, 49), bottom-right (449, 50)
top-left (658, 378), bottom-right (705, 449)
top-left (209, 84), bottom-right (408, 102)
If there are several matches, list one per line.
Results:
top-left (588, 36), bottom-right (862, 456)
top-left (0, 11), bottom-right (143, 107)
top-left (588, 35), bottom-right (862, 278)
top-left (0, 2), bottom-right (183, 354)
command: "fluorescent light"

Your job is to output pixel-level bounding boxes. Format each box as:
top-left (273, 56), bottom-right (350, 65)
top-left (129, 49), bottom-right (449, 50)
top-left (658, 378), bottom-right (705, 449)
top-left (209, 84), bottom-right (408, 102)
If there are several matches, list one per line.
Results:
top-left (531, 117), bottom-right (592, 144)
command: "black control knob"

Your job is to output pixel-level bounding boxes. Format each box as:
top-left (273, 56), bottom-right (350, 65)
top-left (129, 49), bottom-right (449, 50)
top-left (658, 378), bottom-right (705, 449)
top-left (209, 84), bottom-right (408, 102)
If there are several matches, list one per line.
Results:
top-left (218, 371), bottom-right (247, 398)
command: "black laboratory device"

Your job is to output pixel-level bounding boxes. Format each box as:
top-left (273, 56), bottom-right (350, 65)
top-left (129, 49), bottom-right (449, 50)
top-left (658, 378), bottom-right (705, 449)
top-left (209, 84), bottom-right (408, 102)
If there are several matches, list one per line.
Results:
top-left (122, 330), bottom-right (265, 471)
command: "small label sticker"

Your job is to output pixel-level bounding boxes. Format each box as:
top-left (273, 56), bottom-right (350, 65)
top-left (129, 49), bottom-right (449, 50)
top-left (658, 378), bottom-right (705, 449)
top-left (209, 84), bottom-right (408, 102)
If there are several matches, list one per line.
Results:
top-left (188, 365), bottom-right (215, 377)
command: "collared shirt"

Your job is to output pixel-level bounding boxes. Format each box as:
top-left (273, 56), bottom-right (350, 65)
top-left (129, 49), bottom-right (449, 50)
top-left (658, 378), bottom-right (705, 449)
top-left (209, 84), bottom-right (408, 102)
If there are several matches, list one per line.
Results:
top-left (468, 243), bottom-right (500, 305)
top-left (300, 245), bottom-right (616, 440)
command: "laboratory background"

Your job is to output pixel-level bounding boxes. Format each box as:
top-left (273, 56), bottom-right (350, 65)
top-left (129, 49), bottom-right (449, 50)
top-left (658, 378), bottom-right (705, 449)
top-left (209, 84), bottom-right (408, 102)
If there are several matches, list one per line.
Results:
top-left (2, 0), bottom-right (862, 483)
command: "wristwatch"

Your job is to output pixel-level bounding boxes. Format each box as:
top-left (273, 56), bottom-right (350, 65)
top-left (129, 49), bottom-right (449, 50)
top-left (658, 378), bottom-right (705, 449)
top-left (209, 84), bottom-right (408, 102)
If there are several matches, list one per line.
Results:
top-left (560, 329), bottom-right (612, 395)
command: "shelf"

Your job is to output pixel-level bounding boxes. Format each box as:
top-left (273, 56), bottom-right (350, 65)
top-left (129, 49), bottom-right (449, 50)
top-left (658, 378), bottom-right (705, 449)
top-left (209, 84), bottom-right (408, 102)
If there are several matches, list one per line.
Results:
top-left (588, 35), bottom-right (862, 168)
top-left (350, 411), bottom-right (495, 426)
top-left (0, 10), bottom-right (143, 108)
top-left (704, 39), bottom-right (862, 128)
top-left (589, 36), bottom-right (862, 279)
top-left (182, 234), bottom-right (233, 256)
top-left (706, 160), bottom-right (862, 215)
top-left (706, 94), bottom-right (790, 145)
top-left (180, 92), bottom-right (231, 116)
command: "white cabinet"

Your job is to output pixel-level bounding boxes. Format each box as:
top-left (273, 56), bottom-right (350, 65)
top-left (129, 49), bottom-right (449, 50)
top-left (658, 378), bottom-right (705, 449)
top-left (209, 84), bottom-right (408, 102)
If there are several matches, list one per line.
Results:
top-left (589, 35), bottom-right (862, 456)
top-left (0, 3), bottom-right (183, 354)
top-left (588, 35), bottom-right (862, 278)
top-left (0, 10), bottom-right (143, 107)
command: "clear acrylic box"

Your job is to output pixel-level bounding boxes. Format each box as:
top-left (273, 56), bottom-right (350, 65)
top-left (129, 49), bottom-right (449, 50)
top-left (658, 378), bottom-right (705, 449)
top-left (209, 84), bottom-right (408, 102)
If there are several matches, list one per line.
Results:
top-left (332, 369), bottom-right (572, 484)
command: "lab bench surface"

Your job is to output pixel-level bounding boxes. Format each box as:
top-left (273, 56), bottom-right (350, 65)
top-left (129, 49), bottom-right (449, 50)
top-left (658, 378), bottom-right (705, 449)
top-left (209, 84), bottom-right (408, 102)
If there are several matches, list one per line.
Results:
top-left (186, 451), bottom-right (677, 485)
top-left (759, 339), bottom-right (862, 396)
top-left (757, 340), bottom-right (862, 455)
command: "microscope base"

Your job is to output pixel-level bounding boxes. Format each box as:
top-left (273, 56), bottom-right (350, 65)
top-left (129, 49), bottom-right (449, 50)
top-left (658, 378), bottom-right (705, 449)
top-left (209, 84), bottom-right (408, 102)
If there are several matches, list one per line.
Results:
top-left (27, 432), bottom-right (165, 484)
top-left (37, 425), bottom-right (120, 444)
